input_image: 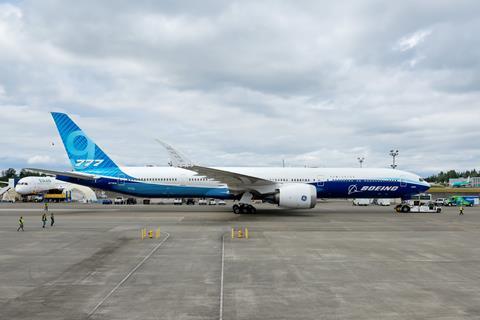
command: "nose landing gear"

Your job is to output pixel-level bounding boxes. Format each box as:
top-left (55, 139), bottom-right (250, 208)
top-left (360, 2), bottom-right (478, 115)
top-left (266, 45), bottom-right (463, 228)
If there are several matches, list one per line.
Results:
top-left (233, 204), bottom-right (256, 214)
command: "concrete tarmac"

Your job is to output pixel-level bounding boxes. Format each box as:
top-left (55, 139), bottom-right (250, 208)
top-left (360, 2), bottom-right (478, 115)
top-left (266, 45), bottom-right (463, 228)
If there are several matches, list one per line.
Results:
top-left (1, 201), bottom-right (480, 319)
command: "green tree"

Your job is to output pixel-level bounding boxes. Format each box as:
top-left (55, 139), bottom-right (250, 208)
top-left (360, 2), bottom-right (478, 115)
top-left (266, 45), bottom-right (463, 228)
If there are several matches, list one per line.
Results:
top-left (18, 169), bottom-right (45, 178)
top-left (0, 168), bottom-right (46, 182)
top-left (1, 168), bottom-right (17, 180)
top-left (425, 169), bottom-right (479, 184)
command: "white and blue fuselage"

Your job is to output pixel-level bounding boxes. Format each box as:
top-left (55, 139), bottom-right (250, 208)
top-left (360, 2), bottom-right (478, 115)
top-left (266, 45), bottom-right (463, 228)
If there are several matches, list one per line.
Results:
top-left (56, 166), bottom-right (429, 200)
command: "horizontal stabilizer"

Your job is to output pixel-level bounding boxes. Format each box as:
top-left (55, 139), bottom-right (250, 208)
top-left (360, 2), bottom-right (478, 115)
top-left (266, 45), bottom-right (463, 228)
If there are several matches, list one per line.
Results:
top-left (25, 168), bottom-right (98, 181)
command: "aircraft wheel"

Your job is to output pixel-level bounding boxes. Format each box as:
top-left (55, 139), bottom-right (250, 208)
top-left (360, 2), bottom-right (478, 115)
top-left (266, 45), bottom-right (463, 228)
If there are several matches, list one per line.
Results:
top-left (244, 204), bottom-right (256, 214)
top-left (233, 204), bottom-right (241, 214)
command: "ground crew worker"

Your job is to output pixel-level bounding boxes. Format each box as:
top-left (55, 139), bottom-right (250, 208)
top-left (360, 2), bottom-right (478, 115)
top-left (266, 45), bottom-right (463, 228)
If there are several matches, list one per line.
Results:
top-left (44, 202), bottom-right (48, 212)
top-left (459, 206), bottom-right (464, 215)
top-left (17, 216), bottom-right (24, 231)
top-left (41, 213), bottom-right (47, 228)
top-left (50, 212), bottom-right (55, 227)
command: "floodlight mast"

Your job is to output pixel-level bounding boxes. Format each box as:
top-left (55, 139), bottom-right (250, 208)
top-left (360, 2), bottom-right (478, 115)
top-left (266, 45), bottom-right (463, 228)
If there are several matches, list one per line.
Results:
top-left (389, 149), bottom-right (399, 169)
top-left (357, 157), bottom-right (365, 168)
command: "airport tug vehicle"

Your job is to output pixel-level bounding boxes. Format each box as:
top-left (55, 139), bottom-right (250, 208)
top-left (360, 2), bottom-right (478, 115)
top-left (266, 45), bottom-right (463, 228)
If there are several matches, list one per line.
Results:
top-left (395, 200), bottom-right (442, 213)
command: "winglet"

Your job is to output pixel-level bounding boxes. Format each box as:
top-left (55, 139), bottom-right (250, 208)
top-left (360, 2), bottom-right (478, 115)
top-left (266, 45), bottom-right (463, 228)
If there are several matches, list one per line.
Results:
top-left (155, 139), bottom-right (193, 168)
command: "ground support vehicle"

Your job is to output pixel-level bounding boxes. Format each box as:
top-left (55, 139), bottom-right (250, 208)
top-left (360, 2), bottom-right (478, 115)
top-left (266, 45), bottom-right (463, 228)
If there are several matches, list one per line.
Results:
top-left (395, 201), bottom-right (442, 213)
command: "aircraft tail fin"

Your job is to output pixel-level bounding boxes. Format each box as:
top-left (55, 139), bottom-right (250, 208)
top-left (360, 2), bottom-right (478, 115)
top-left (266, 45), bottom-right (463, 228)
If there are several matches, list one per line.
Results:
top-left (51, 112), bottom-right (123, 176)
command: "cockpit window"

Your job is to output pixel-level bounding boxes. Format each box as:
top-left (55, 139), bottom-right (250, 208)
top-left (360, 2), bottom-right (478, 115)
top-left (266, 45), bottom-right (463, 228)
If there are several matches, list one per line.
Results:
top-left (419, 178), bottom-right (424, 182)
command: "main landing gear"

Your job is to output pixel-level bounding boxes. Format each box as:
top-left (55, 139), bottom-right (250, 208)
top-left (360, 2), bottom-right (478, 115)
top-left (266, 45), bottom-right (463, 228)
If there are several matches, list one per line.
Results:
top-left (233, 204), bottom-right (256, 214)
top-left (233, 192), bottom-right (256, 214)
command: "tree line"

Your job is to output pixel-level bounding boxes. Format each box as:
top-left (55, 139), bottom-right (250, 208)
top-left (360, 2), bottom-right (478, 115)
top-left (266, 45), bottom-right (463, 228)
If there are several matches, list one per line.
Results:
top-left (425, 169), bottom-right (479, 183)
top-left (0, 168), bottom-right (45, 182)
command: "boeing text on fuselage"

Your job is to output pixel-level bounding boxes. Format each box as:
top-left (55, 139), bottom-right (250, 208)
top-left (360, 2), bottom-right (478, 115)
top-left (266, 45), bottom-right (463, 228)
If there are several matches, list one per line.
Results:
top-left (348, 184), bottom-right (399, 195)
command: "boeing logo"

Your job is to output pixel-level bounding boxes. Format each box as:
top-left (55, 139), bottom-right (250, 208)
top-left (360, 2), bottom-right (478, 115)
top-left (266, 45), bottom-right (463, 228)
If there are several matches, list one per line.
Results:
top-left (348, 185), bottom-right (360, 195)
top-left (348, 184), bottom-right (399, 195)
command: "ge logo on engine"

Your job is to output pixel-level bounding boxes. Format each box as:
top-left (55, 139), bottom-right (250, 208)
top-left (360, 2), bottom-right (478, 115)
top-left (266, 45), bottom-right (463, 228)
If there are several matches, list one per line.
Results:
top-left (301, 195), bottom-right (307, 201)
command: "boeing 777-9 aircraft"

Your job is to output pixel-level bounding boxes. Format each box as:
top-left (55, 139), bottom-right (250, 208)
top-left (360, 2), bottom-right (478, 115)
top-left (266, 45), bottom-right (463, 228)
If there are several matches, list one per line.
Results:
top-left (28, 113), bottom-right (430, 213)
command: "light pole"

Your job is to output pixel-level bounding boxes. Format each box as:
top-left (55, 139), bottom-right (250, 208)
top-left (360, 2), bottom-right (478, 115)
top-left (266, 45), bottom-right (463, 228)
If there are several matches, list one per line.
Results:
top-left (357, 157), bottom-right (365, 168)
top-left (389, 149), bottom-right (399, 169)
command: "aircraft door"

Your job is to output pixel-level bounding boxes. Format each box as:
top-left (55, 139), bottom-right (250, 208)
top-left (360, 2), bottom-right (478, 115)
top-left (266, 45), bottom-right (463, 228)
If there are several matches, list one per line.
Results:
top-left (400, 179), bottom-right (407, 187)
top-left (317, 175), bottom-right (325, 187)
top-left (179, 174), bottom-right (187, 186)
top-left (118, 174), bottom-right (125, 186)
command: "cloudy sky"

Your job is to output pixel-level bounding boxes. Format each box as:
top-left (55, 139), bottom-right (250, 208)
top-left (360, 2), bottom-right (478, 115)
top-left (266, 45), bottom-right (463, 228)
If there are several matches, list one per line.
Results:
top-left (0, 0), bottom-right (479, 176)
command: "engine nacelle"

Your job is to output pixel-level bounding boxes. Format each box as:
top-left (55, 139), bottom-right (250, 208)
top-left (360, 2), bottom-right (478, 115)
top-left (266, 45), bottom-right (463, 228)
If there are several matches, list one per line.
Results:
top-left (274, 183), bottom-right (317, 209)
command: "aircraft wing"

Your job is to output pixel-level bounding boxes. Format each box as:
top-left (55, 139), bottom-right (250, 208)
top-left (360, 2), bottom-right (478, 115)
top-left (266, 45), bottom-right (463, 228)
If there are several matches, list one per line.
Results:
top-left (188, 165), bottom-right (274, 188)
top-left (154, 140), bottom-right (275, 191)
top-left (25, 168), bottom-right (98, 181)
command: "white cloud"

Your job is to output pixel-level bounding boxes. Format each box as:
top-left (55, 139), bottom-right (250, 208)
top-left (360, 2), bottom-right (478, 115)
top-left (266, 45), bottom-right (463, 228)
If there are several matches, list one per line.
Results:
top-left (27, 155), bottom-right (56, 165)
top-left (0, 84), bottom-right (5, 100)
top-left (394, 29), bottom-right (432, 52)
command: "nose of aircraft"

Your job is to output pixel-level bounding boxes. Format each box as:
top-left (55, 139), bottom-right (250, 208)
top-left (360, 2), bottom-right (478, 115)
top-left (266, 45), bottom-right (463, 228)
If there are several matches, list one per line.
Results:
top-left (418, 178), bottom-right (431, 192)
top-left (14, 184), bottom-right (25, 194)
top-left (14, 181), bottom-right (29, 195)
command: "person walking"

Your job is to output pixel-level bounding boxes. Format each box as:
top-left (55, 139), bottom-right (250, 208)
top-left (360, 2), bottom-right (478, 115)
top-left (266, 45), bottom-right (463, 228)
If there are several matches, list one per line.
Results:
top-left (50, 212), bottom-right (55, 227)
top-left (44, 202), bottom-right (49, 212)
top-left (17, 216), bottom-right (24, 231)
top-left (459, 206), bottom-right (464, 215)
top-left (41, 213), bottom-right (47, 228)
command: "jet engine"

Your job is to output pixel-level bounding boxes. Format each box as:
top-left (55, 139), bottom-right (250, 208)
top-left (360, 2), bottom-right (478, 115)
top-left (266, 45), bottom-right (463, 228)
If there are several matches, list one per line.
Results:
top-left (274, 183), bottom-right (317, 209)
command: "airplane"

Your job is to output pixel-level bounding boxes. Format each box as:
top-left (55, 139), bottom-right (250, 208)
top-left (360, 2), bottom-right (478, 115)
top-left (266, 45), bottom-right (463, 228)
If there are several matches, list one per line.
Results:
top-left (27, 112), bottom-right (430, 214)
top-left (451, 177), bottom-right (471, 188)
top-left (15, 176), bottom-right (69, 195)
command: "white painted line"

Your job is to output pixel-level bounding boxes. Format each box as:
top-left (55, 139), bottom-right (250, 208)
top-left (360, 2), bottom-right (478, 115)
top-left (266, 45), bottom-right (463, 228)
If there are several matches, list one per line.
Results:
top-left (219, 233), bottom-right (225, 320)
top-left (88, 233), bottom-right (170, 318)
